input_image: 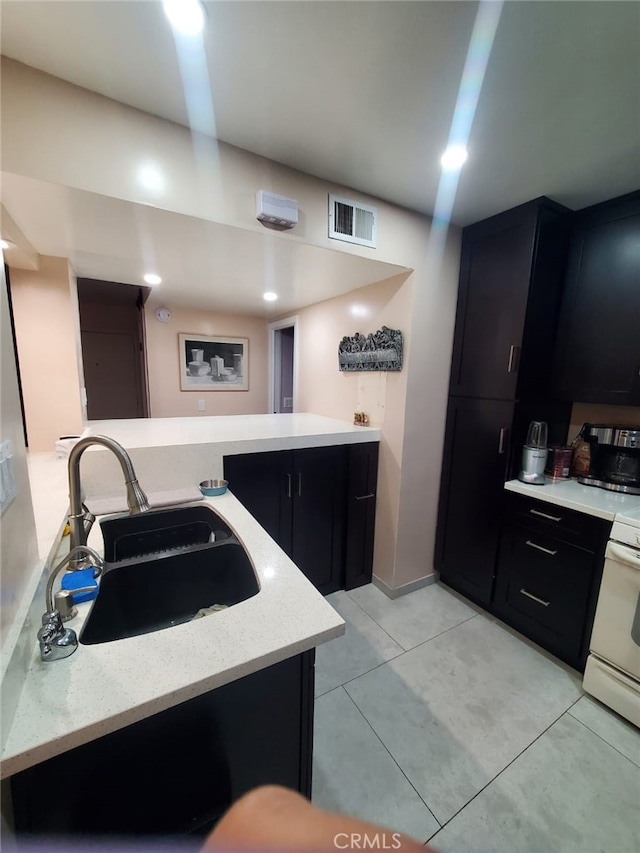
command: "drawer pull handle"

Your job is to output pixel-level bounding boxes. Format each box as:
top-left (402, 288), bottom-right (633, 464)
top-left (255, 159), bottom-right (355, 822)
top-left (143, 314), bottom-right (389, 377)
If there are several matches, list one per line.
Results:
top-left (520, 588), bottom-right (550, 607)
top-left (286, 473), bottom-right (292, 499)
top-left (297, 473), bottom-right (303, 497)
top-left (355, 493), bottom-right (375, 501)
top-left (498, 428), bottom-right (507, 455)
top-left (507, 345), bottom-right (520, 373)
top-left (529, 509), bottom-right (562, 522)
top-left (525, 540), bottom-right (557, 556)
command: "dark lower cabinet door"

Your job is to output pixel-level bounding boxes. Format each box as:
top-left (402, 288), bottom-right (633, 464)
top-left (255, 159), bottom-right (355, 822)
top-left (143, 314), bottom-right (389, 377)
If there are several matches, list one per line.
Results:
top-left (224, 450), bottom-right (293, 553)
top-left (436, 397), bottom-right (514, 605)
top-left (494, 526), bottom-right (595, 668)
top-left (345, 443), bottom-right (379, 590)
top-left (225, 446), bottom-right (350, 595)
top-left (11, 651), bottom-right (315, 837)
top-left (292, 446), bottom-right (347, 595)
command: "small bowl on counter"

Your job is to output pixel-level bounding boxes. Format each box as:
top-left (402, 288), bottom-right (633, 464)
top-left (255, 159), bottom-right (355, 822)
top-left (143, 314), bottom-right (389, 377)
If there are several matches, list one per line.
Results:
top-left (199, 478), bottom-right (229, 497)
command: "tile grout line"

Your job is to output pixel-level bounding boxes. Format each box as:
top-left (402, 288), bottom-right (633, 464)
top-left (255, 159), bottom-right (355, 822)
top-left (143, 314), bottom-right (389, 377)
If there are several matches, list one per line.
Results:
top-left (394, 613), bottom-right (480, 654)
top-left (426, 695), bottom-right (585, 842)
top-left (340, 591), bottom-right (410, 649)
top-left (344, 588), bottom-right (481, 653)
top-left (314, 647), bottom-right (406, 699)
top-left (316, 612), bottom-right (482, 699)
top-left (337, 685), bottom-right (442, 834)
top-left (567, 712), bottom-right (640, 769)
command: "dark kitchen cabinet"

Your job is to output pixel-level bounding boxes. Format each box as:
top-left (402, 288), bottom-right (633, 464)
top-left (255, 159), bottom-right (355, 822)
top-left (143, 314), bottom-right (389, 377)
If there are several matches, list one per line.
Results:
top-left (224, 446), bottom-right (348, 595)
top-left (344, 442), bottom-right (379, 590)
top-left (437, 197), bottom-right (572, 603)
top-left (11, 650), bottom-right (315, 837)
top-left (494, 493), bottom-right (609, 670)
top-left (553, 190), bottom-right (640, 405)
top-left (436, 397), bottom-right (514, 604)
top-left (449, 198), bottom-right (571, 400)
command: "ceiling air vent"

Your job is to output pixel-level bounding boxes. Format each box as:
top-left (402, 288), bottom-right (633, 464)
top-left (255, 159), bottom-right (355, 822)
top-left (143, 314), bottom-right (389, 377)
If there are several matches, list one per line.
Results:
top-left (328, 194), bottom-right (377, 248)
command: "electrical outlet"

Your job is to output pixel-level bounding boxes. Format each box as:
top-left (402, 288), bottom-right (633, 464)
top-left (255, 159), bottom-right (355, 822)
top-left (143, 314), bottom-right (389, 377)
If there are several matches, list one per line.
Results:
top-left (198, 399), bottom-right (206, 412)
top-left (283, 397), bottom-right (293, 408)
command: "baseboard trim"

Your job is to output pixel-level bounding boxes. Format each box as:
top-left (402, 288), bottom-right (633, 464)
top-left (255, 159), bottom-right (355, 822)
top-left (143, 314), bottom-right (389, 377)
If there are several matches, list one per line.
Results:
top-left (372, 572), bottom-right (438, 600)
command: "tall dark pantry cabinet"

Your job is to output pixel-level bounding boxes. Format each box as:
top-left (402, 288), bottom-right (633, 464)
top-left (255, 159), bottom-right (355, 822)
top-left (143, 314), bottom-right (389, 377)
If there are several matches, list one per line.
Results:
top-left (436, 198), bottom-right (572, 605)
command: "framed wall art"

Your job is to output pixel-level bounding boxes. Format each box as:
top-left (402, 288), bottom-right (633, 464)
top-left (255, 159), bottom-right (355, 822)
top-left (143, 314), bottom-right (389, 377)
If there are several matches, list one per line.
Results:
top-left (179, 334), bottom-right (249, 391)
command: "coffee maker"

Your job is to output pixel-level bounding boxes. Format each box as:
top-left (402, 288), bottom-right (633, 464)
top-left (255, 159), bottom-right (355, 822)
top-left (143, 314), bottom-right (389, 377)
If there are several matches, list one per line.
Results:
top-left (518, 421), bottom-right (548, 485)
top-left (579, 424), bottom-right (640, 495)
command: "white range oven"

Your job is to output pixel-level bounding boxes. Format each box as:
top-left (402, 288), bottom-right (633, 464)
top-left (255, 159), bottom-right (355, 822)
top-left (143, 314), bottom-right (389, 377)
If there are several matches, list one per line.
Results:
top-left (583, 503), bottom-right (640, 727)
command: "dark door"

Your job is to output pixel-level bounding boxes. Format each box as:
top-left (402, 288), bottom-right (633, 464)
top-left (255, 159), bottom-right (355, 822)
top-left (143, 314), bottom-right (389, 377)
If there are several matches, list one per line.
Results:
top-left (223, 450), bottom-right (293, 552)
top-left (449, 209), bottom-right (537, 400)
top-left (78, 278), bottom-right (150, 420)
top-left (292, 446), bottom-right (347, 595)
top-left (82, 331), bottom-right (141, 420)
top-left (436, 396), bottom-right (515, 605)
top-left (554, 191), bottom-right (640, 405)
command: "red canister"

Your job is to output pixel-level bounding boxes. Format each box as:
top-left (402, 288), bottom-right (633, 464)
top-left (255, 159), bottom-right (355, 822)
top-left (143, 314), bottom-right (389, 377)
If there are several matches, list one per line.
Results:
top-left (545, 446), bottom-right (575, 479)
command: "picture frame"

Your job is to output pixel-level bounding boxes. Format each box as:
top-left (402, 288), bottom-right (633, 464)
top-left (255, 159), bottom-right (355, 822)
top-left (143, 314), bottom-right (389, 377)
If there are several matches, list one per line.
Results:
top-left (179, 333), bottom-right (249, 391)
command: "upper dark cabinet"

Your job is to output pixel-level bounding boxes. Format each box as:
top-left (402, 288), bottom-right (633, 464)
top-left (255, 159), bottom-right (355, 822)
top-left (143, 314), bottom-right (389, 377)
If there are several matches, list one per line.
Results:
top-left (553, 191), bottom-right (640, 406)
top-left (449, 199), bottom-right (571, 401)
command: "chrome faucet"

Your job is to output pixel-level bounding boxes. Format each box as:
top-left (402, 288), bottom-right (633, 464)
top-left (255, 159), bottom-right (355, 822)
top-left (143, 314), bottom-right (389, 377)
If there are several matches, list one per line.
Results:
top-left (39, 545), bottom-right (105, 662)
top-left (68, 435), bottom-right (150, 569)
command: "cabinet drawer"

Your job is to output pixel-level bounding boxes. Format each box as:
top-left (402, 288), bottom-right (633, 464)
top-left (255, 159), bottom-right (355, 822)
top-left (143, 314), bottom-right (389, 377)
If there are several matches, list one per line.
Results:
top-left (495, 525), bottom-right (596, 664)
top-left (505, 492), bottom-right (608, 551)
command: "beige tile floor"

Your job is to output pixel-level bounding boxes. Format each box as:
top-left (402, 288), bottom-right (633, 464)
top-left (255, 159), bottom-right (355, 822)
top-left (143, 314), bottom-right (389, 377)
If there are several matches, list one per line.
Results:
top-left (313, 583), bottom-right (640, 852)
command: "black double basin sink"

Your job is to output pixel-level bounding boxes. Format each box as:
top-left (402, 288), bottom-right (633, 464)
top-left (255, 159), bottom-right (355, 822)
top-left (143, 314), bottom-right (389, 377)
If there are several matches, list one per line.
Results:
top-left (79, 505), bottom-right (259, 646)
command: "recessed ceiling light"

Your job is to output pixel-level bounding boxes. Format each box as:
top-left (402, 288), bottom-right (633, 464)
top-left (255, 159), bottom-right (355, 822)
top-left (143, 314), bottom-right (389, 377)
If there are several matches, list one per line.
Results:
top-left (1, 239), bottom-right (14, 250)
top-left (263, 292), bottom-right (278, 302)
top-left (162, 0), bottom-right (205, 36)
top-left (440, 145), bottom-right (468, 171)
top-left (144, 273), bottom-right (162, 286)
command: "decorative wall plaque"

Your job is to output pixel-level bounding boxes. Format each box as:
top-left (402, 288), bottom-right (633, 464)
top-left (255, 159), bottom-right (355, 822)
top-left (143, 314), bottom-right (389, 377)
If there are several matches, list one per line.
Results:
top-left (338, 326), bottom-right (403, 372)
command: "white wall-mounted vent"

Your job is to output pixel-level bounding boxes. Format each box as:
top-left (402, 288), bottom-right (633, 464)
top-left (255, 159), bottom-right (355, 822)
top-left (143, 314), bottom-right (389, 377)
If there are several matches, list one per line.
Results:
top-left (256, 190), bottom-right (298, 229)
top-left (328, 194), bottom-right (377, 248)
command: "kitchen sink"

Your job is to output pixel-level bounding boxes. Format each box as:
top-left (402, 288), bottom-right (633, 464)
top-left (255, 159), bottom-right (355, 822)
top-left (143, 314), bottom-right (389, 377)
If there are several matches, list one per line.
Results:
top-left (80, 506), bottom-right (259, 645)
top-left (100, 504), bottom-right (235, 562)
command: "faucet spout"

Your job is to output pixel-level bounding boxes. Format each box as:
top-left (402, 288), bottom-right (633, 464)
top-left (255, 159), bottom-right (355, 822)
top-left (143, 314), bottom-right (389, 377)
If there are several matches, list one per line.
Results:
top-left (68, 435), bottom-right (150, 568)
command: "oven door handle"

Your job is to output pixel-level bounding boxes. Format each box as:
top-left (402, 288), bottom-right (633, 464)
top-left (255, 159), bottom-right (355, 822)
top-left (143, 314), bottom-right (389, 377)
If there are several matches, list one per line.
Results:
top-left (606, 541), bottom-right (640, 571)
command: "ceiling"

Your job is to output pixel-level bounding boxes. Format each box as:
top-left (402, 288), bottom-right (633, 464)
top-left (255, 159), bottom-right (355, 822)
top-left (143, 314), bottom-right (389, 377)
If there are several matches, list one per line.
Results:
top-left (0, 0), bottom-right (640, 225)
top-left (0, 173), bottom-right (409, 315)
top-left (1, 0), bottom-right (638, 226)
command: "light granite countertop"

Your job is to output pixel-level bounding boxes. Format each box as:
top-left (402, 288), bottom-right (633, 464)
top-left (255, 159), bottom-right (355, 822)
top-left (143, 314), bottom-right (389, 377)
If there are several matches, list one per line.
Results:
top-left (505, 477), bottom-right (640, 522)
top-left (2, 492), bottom-right (345, 778)
top-left (1, 414), bottom-right (364, 779)
top-left (80, 413), bottom-right (380, 497)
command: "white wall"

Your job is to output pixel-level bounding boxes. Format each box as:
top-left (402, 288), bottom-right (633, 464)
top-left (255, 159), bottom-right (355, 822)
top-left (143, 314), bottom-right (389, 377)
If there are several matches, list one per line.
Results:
top-left (144, 303), bottom-right (269, 418)
top-left (9, 257), bottom-right (85, 452)
top-left (0, 262), bottom-right (39, 747)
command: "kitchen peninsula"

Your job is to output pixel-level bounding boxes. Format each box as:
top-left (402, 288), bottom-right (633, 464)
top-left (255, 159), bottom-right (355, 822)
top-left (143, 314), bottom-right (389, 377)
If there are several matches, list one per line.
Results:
top-left (3, 414), bottom-right (380, 836)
